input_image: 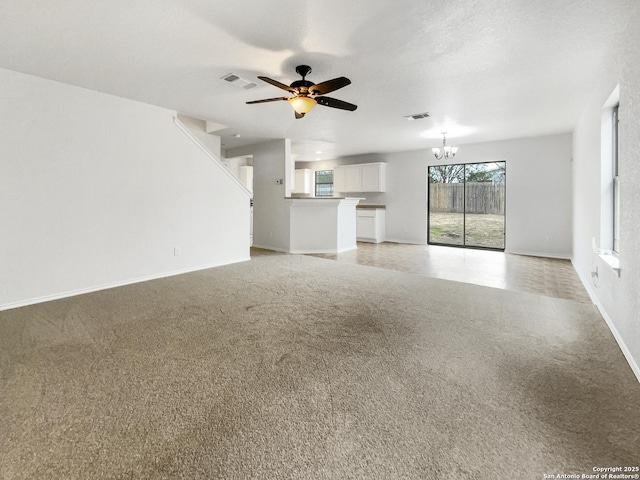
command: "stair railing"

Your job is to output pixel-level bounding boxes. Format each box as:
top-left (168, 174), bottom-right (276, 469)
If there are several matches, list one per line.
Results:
top-left (173, 116), bottom-right (252, 197)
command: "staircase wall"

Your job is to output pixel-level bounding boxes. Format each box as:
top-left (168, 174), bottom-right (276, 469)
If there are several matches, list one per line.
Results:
top-left (0, 68), bottom-right (250, 310)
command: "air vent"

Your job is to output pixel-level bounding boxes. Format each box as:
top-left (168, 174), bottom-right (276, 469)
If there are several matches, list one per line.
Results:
top-left (221, 73), bottom-right (258, 89)
top-left (404, 112), bottom-right (431, 120)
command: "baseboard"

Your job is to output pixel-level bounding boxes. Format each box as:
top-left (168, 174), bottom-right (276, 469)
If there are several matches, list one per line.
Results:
top-left (289, 249), bottom-right (334, 254)
top-left (252, 244), bottom-right (289, 253)
top-left (356, 237), bottom-right (383, 244)
top-left (573, 259), bottom-right (640, 384)
top-left (252, 243), bottom-right (359, 255)
top-left (384, 238), bottom-right (425, 245)
top-left (0, 256), bottom-right (251, 312)
top-left (506, 249), bottom-right (571, 260)
top-left (289, 246), bottom-right (357, 254)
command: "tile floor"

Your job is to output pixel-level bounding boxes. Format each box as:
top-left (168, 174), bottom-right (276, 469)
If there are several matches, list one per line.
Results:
top-left (300, 242), bottom-right (592, 304)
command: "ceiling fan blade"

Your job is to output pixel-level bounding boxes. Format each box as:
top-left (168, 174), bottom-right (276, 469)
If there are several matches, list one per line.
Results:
top-left (309, 77), bottom-right (351, 95)
top-left (258, 76), bottom-right (295, 93)
top-left (295, 111), bottom-right (305, 119)
top-left (246, 97), bottom-right (289, 104)
top-left (315, 96), bottom-right (358, 111)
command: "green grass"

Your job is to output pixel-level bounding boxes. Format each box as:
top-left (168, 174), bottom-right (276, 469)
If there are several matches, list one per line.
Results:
top-left (429, 213), bottom-right (505, 249)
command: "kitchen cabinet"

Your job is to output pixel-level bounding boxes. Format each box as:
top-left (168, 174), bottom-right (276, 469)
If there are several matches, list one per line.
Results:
top-left (345, 165), bottom-right (362, 192)
top-left (356, 208), bottom-right (385, 243)
top-left (238, 165), bottom-right (253, 193)
top-left (292, 168), bottom-right (313, 195)
top-left (333, 166), bottom-right (346, 193)
top-left (334, 162), bottom-right (386, 193)
top-left (361, 163), bottom-right (385, 192)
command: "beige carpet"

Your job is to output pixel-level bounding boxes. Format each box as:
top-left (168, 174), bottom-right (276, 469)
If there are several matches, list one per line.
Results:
top-left (1, 254), bottom-right (639, 479)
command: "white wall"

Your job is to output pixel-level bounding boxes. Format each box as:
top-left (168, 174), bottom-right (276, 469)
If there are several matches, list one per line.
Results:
top-left (0, 68), bottom-right (250, 310)
top-left (176, 114), bottom-right (222, 160)
top-left (449, 134), bottom-right (573, 257)
top-left (227, 139), bottom-right (292, 252)
top-left (224, 156), bottom-right (252, 184)
top-left (572, 8), bottom-right (640, 380)
top-left (298, 133), bottom-right (573, 255)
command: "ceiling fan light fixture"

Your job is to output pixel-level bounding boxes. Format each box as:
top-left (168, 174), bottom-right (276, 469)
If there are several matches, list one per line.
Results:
top-left (247, 66), bottom-right (356, 119)
top-left (289, 96), bottom-right (316, 114)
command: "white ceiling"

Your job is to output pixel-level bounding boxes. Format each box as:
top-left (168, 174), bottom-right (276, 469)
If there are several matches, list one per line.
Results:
top-left (0, 0), bottom-right (634, 160)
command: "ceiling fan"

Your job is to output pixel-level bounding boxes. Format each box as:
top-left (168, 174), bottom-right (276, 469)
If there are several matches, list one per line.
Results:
top-left (246, 65), bottom-right (357, 119)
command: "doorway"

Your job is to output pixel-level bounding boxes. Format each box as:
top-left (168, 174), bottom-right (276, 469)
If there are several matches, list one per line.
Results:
top-left (428, 161), bottom-right (506, 250)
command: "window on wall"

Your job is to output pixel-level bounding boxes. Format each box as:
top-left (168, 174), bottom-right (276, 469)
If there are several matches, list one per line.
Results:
top-left (598, 85), bottom-right (621, 274)
top-left (612, 104), bottom-right (620, 253)
top-left (315, 170), bottom-right (334, 196)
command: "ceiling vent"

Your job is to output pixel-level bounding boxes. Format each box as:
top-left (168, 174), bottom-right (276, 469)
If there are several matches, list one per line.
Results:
top-left (404, 112), bottom-right (431, 120)
top-left (221, 73), bottom-right (257, 89)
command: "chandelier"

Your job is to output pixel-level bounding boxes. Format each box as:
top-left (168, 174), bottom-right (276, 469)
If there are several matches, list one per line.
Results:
top-left (432, 132), bottom-right (458, 160)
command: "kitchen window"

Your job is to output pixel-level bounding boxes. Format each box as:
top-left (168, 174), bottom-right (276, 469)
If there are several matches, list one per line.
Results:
top-left (315, 170), bottom-right (334, 196)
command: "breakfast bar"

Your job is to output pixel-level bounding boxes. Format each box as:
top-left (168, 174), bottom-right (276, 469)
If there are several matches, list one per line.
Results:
top-left (287, 197), bottom-right (363, 254)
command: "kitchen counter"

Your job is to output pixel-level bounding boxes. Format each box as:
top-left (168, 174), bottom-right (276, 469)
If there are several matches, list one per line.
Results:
top-left (285, 196), bottom-right (349, 199)
top-left (356, 204), bottom-right (386, 209)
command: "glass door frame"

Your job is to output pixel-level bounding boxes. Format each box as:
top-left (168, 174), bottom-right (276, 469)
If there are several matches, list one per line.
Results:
top-left (427, 161), bottom-right (506, 252)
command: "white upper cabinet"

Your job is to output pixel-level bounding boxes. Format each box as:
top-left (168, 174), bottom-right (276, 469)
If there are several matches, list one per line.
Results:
top-left (238, 165), bottom-right (253, 193)
top-left (361, 163), bottom-right (386, 192)
top-left (345, 165), bottom-right (362, 192)
top-left (333, 165), bottom-right (346, 193)
top-left (292, 168), bottom-right (313, 194)
top-left (333, 163), bottom-right (386, 193)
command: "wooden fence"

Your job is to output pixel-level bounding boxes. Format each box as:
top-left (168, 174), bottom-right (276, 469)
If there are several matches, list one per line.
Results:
top-left (429, 182), bottom-right (505, 214)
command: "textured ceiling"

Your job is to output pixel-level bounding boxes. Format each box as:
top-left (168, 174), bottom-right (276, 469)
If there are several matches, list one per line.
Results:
top-left (0, 0), bottom-right (634, 159)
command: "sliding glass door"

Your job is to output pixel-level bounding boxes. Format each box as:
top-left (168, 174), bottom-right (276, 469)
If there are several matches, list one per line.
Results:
top-left (427, 164), bottom-right (465, 246)
top-left (428, 162), bottom-right (506, 250)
